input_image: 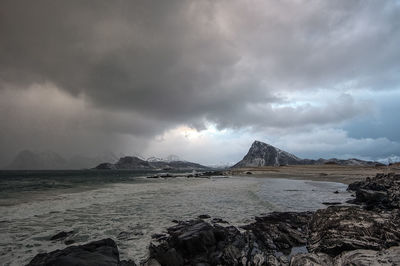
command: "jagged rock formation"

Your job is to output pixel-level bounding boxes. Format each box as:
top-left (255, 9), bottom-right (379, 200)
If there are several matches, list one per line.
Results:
top-left (290, 247), bottom-right (400, 266)
top-left (233, 140), bottom-right (382, 167)
top-left (347, 172), bottom-right (400, 209)
top-left (308, 206), bottom-right (400, 256)
top-left (94, 156), bottom-right (209, 170)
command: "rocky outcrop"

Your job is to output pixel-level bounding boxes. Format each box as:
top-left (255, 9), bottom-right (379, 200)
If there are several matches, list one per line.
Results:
top-left (290, 246), bottom-right (400, 266)
top-left (50, 230), bottom-right (74, 241)
top-left (242, 211), bottom-right (312, 254)
top-left (347, 172), bottom-right (400, 209)
top-left (145, 212), bottom-right (313, 266)
top-left (308, 206), bottom-right (400, 256)
top-left (233, 140), bottom-right (382, 167)
top-left (145, 219), bottom-right (253, 266)
top-left (27, 238), bottom-right (136, 266)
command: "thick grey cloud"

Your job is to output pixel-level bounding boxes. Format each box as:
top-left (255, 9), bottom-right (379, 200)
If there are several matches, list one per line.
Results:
top-left (0, 0), bottom-right (399, 164)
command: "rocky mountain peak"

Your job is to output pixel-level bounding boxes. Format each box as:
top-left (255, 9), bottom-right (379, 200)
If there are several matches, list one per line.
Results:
top-left (233, 140), bottom-right (302, 168)
top-left (233, 140), bottom-right (382, 168)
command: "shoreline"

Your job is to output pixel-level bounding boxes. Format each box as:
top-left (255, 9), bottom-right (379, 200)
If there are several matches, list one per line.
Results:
top-left (27, 172), bottom-right (400, 265)
top-left (229, 164), bottom-right (400, 184)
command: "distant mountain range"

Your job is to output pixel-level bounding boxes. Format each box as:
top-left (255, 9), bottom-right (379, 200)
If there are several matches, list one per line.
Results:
top-left (232, 140), bottom-right (384, 168)
top-left (94, 156), bottom-right (209, 170)
top-left (4, 142), bottom-right (384, 170)
top-left (4, 150), bottom-right (119, 170)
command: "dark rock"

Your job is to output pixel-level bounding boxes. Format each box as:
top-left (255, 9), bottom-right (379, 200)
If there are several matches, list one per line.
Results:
top-left (290, 253), bottom-right (333, 266)
top-left (120, 260), bottom-right (137, 266)
top-left (242, 211), bottom-right (312, 254)
top-left (146, 175), bottom-right (160, 179)
top-left (198, 214), bottom-right (211, 219)
top-left (308, 206), bottom-right (400, 256)
top-left (64, 239), bottom-right (75, 245)
top-left (246, 171), bottom-right (253, 175)
top-left (201, 171), bottom-right (224, 176)
top-left (322, 202), bottom-right (341, 206)
top-left (147, 219), bottom-right (269, 266)
top-left (333, 190), bottom-right (339, 194)
top-left (50, 230), bottom-right (74, 241)
top-left (151, 233), bottom-right (167, 241)
top-left (291, 246), bottom-right (400, 266)
top-left (160, 173), bottom-right (174, 178)
top-left (27, 238), bottom-right (122, 266)
top-left (347, 173), bottom-right (400, 209)
top-left (147, 212), bottom-right (313, 265)
top-left (334, 246), bottom-right (400, 265)
top-left (211, 218), bottom-right (229, 224)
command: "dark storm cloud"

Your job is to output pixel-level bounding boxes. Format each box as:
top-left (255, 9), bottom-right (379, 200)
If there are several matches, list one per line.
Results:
top-left (2, 1), bottom-right (399, 124)
top-left (0, 0), bottom-right (399, 164)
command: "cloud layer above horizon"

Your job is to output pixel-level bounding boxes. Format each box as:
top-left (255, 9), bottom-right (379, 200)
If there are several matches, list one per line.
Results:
top-left (1, 0), bottom-right (399, 165)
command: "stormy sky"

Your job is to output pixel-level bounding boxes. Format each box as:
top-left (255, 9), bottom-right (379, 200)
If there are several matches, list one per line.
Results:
top-left (1, 0), bottom-right (400, 166)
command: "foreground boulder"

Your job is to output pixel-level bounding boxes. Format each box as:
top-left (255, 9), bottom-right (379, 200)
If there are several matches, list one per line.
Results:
top-left (27, 238), bottom-right (135, 266)
top-left (145, 219), bottom-right (253, 266)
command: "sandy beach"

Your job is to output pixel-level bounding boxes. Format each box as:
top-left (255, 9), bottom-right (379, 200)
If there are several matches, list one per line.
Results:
top-left (230, 164), bottom-right (400, 184)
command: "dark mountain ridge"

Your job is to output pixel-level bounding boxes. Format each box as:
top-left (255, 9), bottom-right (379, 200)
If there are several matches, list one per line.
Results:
top-left (233, 140), bottom-right (383, 168)
top-left (94, 156), bottom-right (209, 170)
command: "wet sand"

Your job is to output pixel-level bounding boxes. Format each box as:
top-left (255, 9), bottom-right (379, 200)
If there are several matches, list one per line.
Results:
top-left (230, 164), bottom-right (400, 184)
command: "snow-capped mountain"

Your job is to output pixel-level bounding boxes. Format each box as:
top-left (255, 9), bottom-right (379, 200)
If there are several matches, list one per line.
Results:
top-left (94, 156), bottom-right (209, 170)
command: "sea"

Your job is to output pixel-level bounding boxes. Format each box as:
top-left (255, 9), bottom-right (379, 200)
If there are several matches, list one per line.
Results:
top-left (0, 170), bottom-right (352, 265)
